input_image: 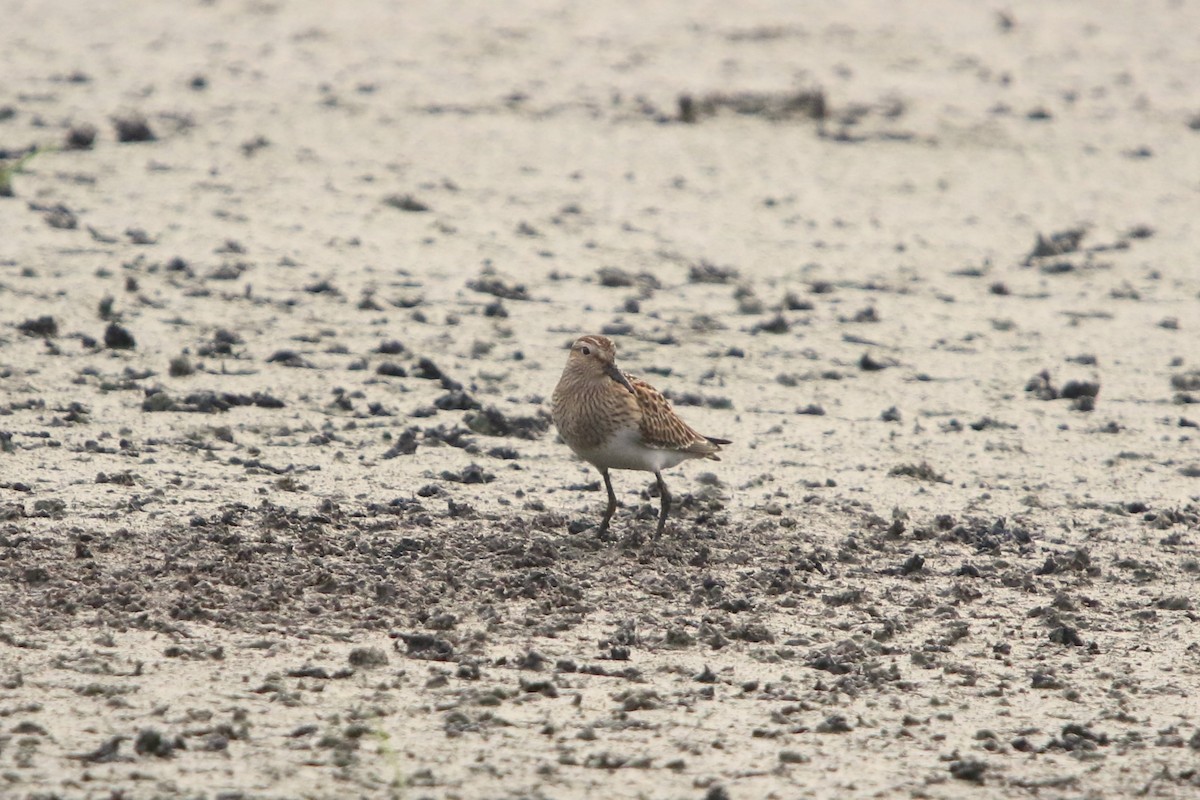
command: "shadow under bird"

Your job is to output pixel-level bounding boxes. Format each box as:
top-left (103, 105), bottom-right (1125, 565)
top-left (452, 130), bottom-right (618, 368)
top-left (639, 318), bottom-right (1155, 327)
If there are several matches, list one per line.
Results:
top-left (551, 334), bottom-right (731, 536)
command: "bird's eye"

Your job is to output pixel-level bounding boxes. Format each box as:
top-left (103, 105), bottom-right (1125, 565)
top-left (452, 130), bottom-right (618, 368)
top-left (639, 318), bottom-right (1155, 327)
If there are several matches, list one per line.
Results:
top-left (581, 346), bottom-right (591, 355)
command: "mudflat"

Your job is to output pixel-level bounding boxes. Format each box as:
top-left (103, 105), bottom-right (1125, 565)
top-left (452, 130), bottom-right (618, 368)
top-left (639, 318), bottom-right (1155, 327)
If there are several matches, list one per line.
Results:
top-left (2, 1), bottom-right (1198, 798)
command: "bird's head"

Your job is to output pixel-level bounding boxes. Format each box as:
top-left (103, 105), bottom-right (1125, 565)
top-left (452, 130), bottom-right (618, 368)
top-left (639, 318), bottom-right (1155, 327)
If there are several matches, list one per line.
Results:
top-left (564, 334), bottom-right (634, 394)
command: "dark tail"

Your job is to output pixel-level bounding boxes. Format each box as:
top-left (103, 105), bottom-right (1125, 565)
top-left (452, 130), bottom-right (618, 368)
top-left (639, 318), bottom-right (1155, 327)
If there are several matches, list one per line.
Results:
top-left (706, 436), bottom-right (732, 446)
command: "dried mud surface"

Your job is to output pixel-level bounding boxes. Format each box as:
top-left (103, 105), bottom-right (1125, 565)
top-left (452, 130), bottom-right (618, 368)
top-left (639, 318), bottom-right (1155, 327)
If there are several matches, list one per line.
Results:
top-left (2, 1), bottom-right (1200, 798)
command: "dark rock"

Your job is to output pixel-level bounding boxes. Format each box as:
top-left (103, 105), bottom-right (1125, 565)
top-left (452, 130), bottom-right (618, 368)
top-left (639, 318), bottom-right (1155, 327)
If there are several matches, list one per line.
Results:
top-left (889, 462), bottom-right (948, 483)
top-left (815, 715), bottom-right (852, 733)
top-left (104, 323), bottom-right (136, 349)
top-left (1025, 370), bottom-right (1058, 400)
top-left (440, 464), bottom-right (494, 484)
top-left (134, 728), bottom-right (176, 758)
top-left (859, 353), bottom-right (887, 371)
top-left (1072, 395), bottom-right (1095, 412)
top-left (266, 350), bottom-right (315, 368)
top-left (949, 758), bottom-right (987, 784)
top-left (113, 113), bottom-right (156, 143)
top-left (126, 228), bottom-right (155, 245)
top-left (1027, 227), bottom-right (1085, 260)
top-left (198, 328), bottom-right (241, 356)
top-left (411, 357), bottom-right (444, 380)
top-left (168, 355), bottom-right (194, 377)
top-left (784, 291), bottom-right (815, 310)
top-left (464, 406), bottom-right (551, 439)
top-left (252, 392), bottom-right (285, 408)
top-left (1170, 371), bottom-right (1200, 391)
top-left (1048, 626), bottom-right (1083, 646)
top-left (597, 267), bottom-right (637, 287)
top-left (397, 633), bottom-right (455, 661)
top-left (434, 391), bottom-right (481, 411)
top-left (40, 203), bottom-right (78, 229)
top-left (18, 316), bottom-right (57, 337)
top-left (1061, 380), bottom-right (1100, 399)
top-left (141, 390), bottom-right (284, 414)
top-left (383, 194), bottom-right (429, 212)
top-left (467, 275), bottom-right (529, 301)
top-left (65, 123), bottom-right (97, 150)
top-left (688, 261), bottom-right (739, 284)
top-left (305, 279), bottom-right (338, 294)
top-left (751, 313), bottom-right (789, 334)
top-left (1053, 723), bottom-right (1109, 751)
top-left (23, 566), bottom-right (50, 584)
top-left (376, 362), bottom-right (407, 377)
top-left (422, 424), bottom-right (473, 448)
top-left (383, 428), bottom-right (420, 458)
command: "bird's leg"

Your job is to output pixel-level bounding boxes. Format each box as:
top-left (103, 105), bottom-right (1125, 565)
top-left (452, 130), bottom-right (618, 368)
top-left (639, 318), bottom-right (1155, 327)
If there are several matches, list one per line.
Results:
top-left (598, 468), bottom-right (617, 535)
top-left (655, 471), bottom-right (671, 537)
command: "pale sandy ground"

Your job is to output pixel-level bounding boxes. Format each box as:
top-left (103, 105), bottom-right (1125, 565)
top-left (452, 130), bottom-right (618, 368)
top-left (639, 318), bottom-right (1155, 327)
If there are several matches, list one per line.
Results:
top-left (2, 1), bottom-right (1199, 798)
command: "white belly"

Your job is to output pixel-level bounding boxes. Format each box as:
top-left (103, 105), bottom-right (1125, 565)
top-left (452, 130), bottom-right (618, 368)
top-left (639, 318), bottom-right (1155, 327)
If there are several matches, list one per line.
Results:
top-left (572, 428), bottom-right (693, 473)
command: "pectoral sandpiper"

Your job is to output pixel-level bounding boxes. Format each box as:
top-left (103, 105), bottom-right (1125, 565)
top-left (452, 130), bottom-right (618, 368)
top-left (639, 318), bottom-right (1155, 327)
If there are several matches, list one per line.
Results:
top-left (551, 334), bottom-right (730, 536)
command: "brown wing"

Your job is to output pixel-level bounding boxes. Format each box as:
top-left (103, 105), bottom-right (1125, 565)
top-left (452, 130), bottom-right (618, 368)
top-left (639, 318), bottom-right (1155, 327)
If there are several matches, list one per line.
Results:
top-left (627, 373), bottom-right (727, 459)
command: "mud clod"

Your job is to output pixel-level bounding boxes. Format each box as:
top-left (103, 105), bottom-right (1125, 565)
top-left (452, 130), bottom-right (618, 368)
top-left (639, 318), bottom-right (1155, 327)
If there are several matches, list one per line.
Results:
top-left (440, 464), bottom-right (494, 483)
top-left (467, 275), bottom-right (530, 301)
top-left (113, 113), bottom-right (156, 142)
top-left (689, 261), bottom-right (739, 284)
top-left (383, 193), bottom-right (429, 212)
top-left (1027, 228), bottom-right (1086, 261)
top-left (950, 758), bottom-right (988, 784)
top-left (103, 321), bottom-right (136, 350)
top-left (464, 406), bottom-right (551, 439)
top-left (18, 316), bottom-right (58, 337)
top-left (397, 633), bottom-right (455, 661)
top-left (134, 728), bottom-right (178, 758)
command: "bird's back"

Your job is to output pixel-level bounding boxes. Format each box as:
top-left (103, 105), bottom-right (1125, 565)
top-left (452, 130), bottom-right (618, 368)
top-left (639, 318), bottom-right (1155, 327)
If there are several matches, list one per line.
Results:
top-left (628, 374), bottom-right (728, 460)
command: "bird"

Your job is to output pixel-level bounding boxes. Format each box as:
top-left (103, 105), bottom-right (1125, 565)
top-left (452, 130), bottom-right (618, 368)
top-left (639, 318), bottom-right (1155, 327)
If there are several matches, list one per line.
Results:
top-left (551, 334), bottom-right (730, 536)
